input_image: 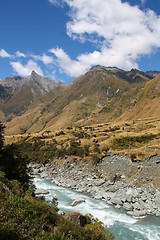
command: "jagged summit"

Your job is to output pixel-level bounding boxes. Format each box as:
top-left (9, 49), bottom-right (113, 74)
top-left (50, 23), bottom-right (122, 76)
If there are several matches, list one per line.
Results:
top-left (0, 71), bottom-right (62, 118)
top-left (31, 70), bottom-right (38, 76)
top-left (29, 70), bottom-right (44, 81)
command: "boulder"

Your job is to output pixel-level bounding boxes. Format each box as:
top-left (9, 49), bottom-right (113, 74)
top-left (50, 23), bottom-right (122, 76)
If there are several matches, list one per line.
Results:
top-left (40, 171), bottom-right (48, 178)
top-left (95, 179), bottom-right (105, 186)
top-left (110, 197), bottom-right (122, 206)
top-left (71, 199), bottom-right (85, 207)
top-left (101, 191), bottom-right (115, 200)
top-left (126, 194), bottom-right (133, 203)
top-left (155, 209), bottom-right (160, 217)
top-left (133, 202), bottom-right (141, 210)
top-left (154, 192), bottom-right (160, 206)
top-left (101, 191), bottom-right (111, 200)
top-left (123, 202), bottom-right (133, 211)
top-left (35, 188), bottom-right (49, 195)
top-left (94, 194), bottom-right (103, 200)
top-left (127, 210), bottom-right (147, 217)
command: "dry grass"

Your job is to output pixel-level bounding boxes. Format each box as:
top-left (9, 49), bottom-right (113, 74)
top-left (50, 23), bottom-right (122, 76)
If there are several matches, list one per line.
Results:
top-left (5, 116), bottom-right (160, 161)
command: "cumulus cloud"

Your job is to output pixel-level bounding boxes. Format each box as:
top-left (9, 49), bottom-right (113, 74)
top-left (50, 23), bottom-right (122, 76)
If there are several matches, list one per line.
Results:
top-left (32, 54), bottom-right (54, 65)
top-left (49, 0), bottom-right (160, 77)
top-left (50, 47), bottom-right (90, 77)
top-left (10, 60), bottom-right (44, 77)
top-left (0, 49), bottom-right (11, 58)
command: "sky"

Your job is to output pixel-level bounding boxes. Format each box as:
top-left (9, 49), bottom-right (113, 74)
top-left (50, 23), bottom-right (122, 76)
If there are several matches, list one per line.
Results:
top-left (0, 0), bottom-right (160, 82)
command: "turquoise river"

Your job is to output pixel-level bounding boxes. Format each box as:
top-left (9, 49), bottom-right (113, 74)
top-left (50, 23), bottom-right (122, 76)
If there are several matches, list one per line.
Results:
top-left (33, 175), bottom-right (160, 240)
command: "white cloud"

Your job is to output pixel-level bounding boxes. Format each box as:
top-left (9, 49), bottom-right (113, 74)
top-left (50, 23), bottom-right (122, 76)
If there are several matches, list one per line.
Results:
top-left (32, 54), bottom-right (54, 65)
top-left (41, 55), bottom-right (54, 64)
top-left (50, 47), bottom-right (89, 77)
top-left (0, 49), bottom-right (11, 58)
top-left (49, 0), bottom-right (64, 7)
top-left (49, 0), bottom-right (160, 77)
top-left (15, 51), bottom-right (26, 58)
top-left (10, 60), bottom-right (44, 77)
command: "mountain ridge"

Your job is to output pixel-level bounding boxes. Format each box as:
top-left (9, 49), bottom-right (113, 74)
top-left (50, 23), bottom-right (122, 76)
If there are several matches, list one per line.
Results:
top-left (0, 71), bottom-right (63, 120)
top-left (0, 66), bottom-right (160, 135)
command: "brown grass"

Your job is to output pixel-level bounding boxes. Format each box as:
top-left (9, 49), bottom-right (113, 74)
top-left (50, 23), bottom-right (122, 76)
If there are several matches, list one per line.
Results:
top-left (5, 116), bottom-right (160, 161)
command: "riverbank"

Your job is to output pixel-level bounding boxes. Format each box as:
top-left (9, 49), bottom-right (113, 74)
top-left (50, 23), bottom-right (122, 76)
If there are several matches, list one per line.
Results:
top-left (30, 153), bottom-right (160, 218)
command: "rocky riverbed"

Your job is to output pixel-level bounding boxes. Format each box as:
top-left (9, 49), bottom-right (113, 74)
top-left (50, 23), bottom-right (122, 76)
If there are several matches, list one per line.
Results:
top-left (30, 153), bottom-right (160, 218)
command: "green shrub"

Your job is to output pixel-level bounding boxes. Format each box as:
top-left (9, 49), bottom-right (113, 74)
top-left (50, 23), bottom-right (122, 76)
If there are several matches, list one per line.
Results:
top-left (111, 134), bottom-right (156, 150)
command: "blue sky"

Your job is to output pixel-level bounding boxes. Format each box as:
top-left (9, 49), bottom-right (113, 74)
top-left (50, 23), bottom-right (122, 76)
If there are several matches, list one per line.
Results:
top-left (0, 0), bottom-right (160, 82)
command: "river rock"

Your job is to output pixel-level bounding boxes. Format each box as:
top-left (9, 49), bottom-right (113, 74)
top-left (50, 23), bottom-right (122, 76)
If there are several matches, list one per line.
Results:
top-left (110, 197), bottom-right (122, 206)
top-left (123, 202), bottom-right (133, 211)
top-left (40, 171), bottom-right (48, 178)
top-left (100, 192), bottom-right (109, 200)
top-left (154, 192), bottom-right (160, 206)
top-left (127, 210), bottom-right (147, 217)
top-left (154, 209), bottom-right (160, 217)
top-left (71, 199), bottom-right (86, 207)
top-left (94, 194), bottom-right (103, 200)
top-left (95, 179), bottom-right (105, 186)
top-left (35, 188), bottom-right (49, 195)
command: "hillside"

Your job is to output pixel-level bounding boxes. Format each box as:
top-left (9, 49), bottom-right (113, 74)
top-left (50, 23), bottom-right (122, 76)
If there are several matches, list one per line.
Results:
top-left (0, 71), bottom-right (63, 129)
top-left (1, 66), bottom-right (160, 135)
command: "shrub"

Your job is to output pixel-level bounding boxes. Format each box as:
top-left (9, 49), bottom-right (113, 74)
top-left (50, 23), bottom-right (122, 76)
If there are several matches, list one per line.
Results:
top-left (111, 134), bottom-right (156, 150)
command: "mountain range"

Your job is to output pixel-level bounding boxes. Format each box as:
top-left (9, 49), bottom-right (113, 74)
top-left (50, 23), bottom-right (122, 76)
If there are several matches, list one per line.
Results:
top-left (0, 66), bottom-right (160, 135)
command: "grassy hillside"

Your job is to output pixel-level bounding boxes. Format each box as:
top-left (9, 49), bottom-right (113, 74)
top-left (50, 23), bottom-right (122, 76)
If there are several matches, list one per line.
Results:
top-left (1, 67), bottom-right (148, 134)
top-left (6, 116), bottom-right (160, 162)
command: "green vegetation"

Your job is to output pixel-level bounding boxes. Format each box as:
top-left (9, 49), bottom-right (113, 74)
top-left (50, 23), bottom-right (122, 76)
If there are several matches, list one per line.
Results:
top-left (0, 122), bottom-right (114, 240)
top-left (111, 133), bottom-right (157, 150)
top-left (0, 124), bottom-right (30, 189)
top-left (16, 137), bottom-right (92, 164)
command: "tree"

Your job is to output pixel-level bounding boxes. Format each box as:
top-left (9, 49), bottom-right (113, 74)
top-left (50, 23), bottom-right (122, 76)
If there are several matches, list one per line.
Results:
top-left (0, 122), bottom-right (5, 150)
top-left (0, 123), bottom-right (30, 189)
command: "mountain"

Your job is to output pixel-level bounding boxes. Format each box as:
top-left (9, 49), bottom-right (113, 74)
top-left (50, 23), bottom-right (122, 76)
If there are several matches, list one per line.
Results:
top-left (0, 71), bottom-right (63, 121)
top-left (1, 66), bottom-right (160, 135)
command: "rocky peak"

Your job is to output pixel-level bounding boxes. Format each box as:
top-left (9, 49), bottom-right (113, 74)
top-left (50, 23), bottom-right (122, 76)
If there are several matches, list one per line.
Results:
top-left (27, 71), bottom-right (61, 94)
top-left (145, 70), bottom-right (160, 79)
top-left (29, 70), bottom-right (43, 80)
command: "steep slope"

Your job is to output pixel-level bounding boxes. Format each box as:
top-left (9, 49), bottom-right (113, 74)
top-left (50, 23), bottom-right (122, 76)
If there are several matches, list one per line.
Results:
top-left (0, 76), bottom-right (28, 101)
top-left (120, 74), bottom-right (160, 121)
top-left (2, 66), bottom-right (150, 134)
top-left (30, 66), bottom-right (151, 131)
top-left (0, 71), bottom-right (62, 120)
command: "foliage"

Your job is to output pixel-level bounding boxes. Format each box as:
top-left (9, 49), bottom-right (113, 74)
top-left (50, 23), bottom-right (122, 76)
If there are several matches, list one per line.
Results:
top-left (0, 123), bottom-right (114, 240)
top-left (111, 134), bottom-right (157, 150)
top-left (17, 138), bottom-right (91, 164)
top-left (0, 144), bottom-right (30, 189)
top-left (72, 131), bottom-right (91, 139)
top-left (0, 122), bottom-right (5, 150)
top-left (0, 123), bottom-right (30, 189)
top-left (0, 176), bottom-right (114, 240)
top-left (92, 154), bottom-right (101, 165)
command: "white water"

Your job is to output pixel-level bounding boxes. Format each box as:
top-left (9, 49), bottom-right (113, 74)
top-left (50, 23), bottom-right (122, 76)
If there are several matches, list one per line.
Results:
top-left (33, 176), bottom-right (160, 240)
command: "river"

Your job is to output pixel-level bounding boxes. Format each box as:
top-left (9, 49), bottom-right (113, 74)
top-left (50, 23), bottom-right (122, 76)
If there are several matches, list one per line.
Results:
top-left (33, 175), bottom-right (160, 240)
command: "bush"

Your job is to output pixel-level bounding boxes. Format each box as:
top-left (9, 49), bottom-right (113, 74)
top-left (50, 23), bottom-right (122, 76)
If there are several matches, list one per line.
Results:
top-left (0, 123), bottom-right (114, 240)
top-left (111, 134), bottom-right (156, 150)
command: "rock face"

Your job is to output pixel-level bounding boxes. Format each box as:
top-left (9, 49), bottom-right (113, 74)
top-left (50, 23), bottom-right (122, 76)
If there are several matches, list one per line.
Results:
top-left (0, 71), bottom-right (62, 123)
top-left (31, 154), bottom-right (160, 218)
